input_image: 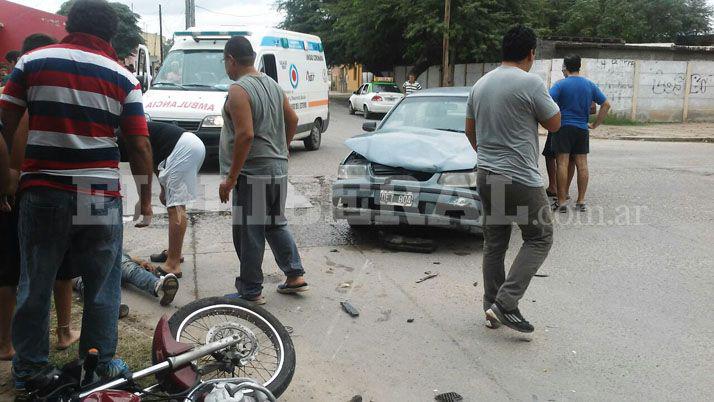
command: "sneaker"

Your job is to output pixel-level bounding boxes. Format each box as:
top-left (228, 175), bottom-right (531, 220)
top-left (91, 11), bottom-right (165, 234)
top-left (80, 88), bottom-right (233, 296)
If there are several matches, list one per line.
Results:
top-left (485, 302), bottom-right (534, 333)
top-left (224, 292), bottom-right (266, 305)
top-left (96, 359), bottom-right (129, 380)
top-left (156, 273), bottom-right (179, 306)
top-left (12, 367), bottom-right (29, 393)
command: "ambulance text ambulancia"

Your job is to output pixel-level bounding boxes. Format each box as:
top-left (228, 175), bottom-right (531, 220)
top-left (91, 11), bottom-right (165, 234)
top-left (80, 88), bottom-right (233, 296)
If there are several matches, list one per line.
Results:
top-left (143, 27), bottom-right (330, 155)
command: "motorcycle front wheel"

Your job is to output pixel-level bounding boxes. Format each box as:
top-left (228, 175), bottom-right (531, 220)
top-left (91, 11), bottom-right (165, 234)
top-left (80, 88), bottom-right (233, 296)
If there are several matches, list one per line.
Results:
top-left (168, 297), bottom-right (296, 398)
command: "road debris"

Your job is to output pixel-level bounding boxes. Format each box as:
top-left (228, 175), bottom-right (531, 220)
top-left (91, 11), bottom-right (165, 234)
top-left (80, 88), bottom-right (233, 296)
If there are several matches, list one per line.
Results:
top-left (341, 301), bottom-right (360, 317)
top-left (435, 391), bottom-right (463, 401)
top-left (534, 274), bottom-right (549, 277)
top-left (379, 231), bottom-right (437, 253)
top-left (339, 282), bottom-right (352, 288)
top-left (350, 396), bottom-right (363, 402)
top-left (473, 281), bottom-right (478, 287)
top-left (416, 271), bottom-right (438, 283)
top-left (330, 249), bottom-right (339, 253)
top-left (407, 318), bottom-right (415, 323)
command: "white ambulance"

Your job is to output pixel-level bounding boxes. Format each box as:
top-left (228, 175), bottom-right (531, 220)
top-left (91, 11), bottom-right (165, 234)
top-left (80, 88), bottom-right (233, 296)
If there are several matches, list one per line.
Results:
top-left (143, 26), bottom-right (330, 155)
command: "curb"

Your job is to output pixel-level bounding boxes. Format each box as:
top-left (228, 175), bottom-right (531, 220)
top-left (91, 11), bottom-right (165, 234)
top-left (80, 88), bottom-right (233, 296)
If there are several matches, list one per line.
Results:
top-left (614, 136), bottom-right (714, 143)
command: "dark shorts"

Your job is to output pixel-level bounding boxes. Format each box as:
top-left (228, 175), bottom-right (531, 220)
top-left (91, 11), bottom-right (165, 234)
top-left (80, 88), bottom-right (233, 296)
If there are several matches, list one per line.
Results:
top-left (542, 132), bottom-right (556, 158)
top-left (0, 209), bottom-right (20, 287)
top-left (551, 125), bottom-right (589, 155)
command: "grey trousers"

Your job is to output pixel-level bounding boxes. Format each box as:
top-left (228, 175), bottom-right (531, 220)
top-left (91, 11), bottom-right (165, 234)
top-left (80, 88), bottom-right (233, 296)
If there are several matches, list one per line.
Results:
top-left (232, 174), bottom-right (305, 297)
top-left (477, 170), bottom-right (554, 312)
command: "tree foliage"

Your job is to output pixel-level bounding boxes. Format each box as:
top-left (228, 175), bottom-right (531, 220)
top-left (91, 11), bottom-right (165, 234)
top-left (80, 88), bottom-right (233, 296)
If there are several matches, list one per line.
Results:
top-left (277, 0), bottom-right (712, 73)
top-left (58, 1), bottom-right (145, 59)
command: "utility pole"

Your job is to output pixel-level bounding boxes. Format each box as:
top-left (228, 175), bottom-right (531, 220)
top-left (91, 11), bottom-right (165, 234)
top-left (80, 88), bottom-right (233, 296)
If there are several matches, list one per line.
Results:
top-left (441, 0), bottom-right (452, 87)
top-left (185, 0), bottom-right (196, 29)
top-left (159, 4), bottom-right (164, 63)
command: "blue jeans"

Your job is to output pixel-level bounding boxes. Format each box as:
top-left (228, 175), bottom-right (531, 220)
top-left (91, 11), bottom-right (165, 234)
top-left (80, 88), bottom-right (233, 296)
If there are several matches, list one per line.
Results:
top-left (232, 175), bottom-right (304, 297)
top-left (13, 188), bottom-right (123, 376)
top-left (75, 253), bottom-right (158, 297)
top-left (120, 254), bottom-right (159, 296)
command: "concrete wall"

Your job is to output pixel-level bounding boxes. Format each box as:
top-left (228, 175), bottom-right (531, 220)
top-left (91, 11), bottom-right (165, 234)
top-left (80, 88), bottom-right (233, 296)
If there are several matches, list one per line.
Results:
top-left (394, 58), bottom-right (714, 122)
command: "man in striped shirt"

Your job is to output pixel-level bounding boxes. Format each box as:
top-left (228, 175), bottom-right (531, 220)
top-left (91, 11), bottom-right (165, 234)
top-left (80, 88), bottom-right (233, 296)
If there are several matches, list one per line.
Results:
top-left (0, 0), bottom-right (153, 387)
top-left (402, 73), bottom-right (422, 95)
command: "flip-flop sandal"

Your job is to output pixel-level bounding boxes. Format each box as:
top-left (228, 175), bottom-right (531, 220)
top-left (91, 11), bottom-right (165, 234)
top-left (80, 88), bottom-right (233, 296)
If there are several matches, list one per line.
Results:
top-left (551, 202), bottom-right (568, 213)
top-left (277, 282), bottom-right (310, 294)
top-left (150, 250), bottom-right (184, 263)
top-left (575, 203), bottom-right (588, 212)
top-left (156, 266), bottom-right (183, 279)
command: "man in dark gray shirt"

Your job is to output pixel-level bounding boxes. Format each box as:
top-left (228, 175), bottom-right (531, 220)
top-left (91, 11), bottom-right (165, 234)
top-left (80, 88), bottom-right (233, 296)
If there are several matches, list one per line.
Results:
top-left (218, 36), bottom-right (308, 305)
top-left (465, 25), bottom-right (561, 333)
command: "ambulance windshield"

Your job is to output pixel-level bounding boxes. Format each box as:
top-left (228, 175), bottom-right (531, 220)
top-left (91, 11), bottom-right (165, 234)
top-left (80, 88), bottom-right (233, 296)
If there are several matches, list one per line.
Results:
top-left (153, 50), bottom-right (233, 91)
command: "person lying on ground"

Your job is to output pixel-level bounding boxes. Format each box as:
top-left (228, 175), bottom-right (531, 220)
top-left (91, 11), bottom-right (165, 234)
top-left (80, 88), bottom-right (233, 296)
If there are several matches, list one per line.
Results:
top-left (73, 253), bottom-right (179, 307)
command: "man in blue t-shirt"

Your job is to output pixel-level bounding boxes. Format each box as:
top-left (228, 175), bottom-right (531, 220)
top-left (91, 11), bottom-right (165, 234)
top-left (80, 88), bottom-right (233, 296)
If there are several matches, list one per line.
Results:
top-left (549, 55), bottom-right (611, 212)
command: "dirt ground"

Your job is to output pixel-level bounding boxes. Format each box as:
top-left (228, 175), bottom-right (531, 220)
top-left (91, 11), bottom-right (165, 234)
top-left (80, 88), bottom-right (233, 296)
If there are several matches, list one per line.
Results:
top-left (593, 122), bottom-right (714, 139)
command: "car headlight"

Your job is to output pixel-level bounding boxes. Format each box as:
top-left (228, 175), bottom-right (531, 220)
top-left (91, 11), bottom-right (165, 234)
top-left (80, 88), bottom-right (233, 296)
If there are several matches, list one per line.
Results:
top-left (202, 115), bottom-right (224, 128)
top-left (438, 171), bottom-right (478, 188)
top-left (144, 113), bottom-right (151, 122)
top-left (338, 164), bottom-right (369, 180)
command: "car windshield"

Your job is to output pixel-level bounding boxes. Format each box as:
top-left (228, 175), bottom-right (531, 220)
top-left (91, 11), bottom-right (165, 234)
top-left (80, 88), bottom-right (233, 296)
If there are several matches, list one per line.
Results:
top-left (153, 50), bottom-right (232, 91)
top-left (373, 84), bottom-right (400, 93)
top-left (380, 96), bottom-right (468, 133)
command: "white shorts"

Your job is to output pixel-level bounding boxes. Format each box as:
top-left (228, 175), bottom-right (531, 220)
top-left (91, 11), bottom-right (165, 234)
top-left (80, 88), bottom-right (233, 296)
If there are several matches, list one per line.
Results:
top-left (158, 132), bottom-right (206, 208)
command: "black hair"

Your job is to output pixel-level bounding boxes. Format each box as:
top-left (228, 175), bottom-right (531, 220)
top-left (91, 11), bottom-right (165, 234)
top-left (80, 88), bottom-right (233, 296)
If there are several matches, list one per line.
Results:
top-left (563, 54), bottom-right (581, 73)
top-left (502, 25), bottom-right (537, 62)
top-left (224, 36), bottom-right (256, 66)
top-left (21, 34), bottom-right (58, 54)
top-left (66, 0), bottom-right (118, 42)
top-left (5, 50), bottom-right (20, 64)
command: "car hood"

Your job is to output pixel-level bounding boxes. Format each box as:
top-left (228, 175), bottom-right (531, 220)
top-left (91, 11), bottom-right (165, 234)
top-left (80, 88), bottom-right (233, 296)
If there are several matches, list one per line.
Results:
top-left (345, 128), bottom-right (477, 173)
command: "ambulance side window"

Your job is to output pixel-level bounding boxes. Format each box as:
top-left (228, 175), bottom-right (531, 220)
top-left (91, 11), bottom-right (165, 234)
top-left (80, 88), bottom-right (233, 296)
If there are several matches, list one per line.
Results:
top-left (262, 54), bottom-right (278, 83)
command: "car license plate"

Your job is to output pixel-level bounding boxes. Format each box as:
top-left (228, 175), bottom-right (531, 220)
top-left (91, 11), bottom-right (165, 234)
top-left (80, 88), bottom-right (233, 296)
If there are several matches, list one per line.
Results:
top-left (379, 191), bottom-right (414, 207)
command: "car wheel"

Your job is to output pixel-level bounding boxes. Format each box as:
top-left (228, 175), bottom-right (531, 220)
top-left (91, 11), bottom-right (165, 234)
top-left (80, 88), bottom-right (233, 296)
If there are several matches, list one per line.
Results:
top-left (348, 102), bottom-right (356, 115)
top-left (303, 120), bottom-right (322, 151)
top-left (363, 105), bottom-right (372, 119)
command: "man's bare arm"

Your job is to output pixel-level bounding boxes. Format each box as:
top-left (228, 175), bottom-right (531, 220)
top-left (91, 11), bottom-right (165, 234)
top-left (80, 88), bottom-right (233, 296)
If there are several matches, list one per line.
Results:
top-left (124, 134), bottom-right (153, 224)
top-left (590, 100), bottom-right (611, 129)
top-left (226, 85), bottom-right (255, 182)
top-left (465, 118), bottom-right (477, 152)
top-left (0, 108), bottom-right (24, 195)
top-left (540, 112), bottom-right (562, 133)
top-left (283, 95), bottom-right (298, 145)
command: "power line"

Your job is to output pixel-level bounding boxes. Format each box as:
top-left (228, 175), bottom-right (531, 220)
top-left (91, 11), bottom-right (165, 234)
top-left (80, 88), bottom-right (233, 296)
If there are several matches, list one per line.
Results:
top-left (194, 4), bottom-right (271, 19)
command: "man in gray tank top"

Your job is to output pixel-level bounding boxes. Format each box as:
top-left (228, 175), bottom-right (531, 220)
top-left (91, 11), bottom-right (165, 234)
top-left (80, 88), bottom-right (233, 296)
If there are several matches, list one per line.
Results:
top-left (218, 36), bottom-right (308, 304)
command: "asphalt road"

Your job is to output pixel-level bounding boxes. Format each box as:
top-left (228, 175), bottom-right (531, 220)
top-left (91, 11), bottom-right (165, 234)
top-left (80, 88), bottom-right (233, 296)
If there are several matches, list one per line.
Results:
top-left (117, 100), bottom-right (713, 401)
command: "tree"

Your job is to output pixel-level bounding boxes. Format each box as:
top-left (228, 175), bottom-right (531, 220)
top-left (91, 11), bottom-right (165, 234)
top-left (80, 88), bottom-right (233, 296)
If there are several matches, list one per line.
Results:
top-left (277, 0), bottom-right (711, 74)
top-left (58, 1), bottom-right (145, 59)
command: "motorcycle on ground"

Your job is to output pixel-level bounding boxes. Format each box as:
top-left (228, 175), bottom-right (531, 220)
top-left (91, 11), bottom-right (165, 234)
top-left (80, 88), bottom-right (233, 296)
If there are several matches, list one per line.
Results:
top-left (21, 297), bottom-right (296, 401)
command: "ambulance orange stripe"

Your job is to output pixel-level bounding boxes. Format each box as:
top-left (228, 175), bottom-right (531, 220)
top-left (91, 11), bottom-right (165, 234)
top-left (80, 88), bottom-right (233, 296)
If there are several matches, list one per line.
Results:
top-left (308, 99), bottom-right (329, 107)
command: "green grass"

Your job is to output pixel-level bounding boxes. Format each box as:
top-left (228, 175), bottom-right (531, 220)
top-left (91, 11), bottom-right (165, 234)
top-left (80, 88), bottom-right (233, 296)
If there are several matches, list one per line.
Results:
top-left (0, 299), bottom-right (154, 397)
top-left (589, 115), bottom-right (644, 126)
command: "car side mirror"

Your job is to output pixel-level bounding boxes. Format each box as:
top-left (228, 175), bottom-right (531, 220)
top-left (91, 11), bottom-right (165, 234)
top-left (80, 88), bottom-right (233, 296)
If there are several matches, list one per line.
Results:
top-left (137, 75), bottom-right (149, 93)
top-left (353, 90), bottom-right (359, 95)
top-left (362, 122), bottom-right (377, 132)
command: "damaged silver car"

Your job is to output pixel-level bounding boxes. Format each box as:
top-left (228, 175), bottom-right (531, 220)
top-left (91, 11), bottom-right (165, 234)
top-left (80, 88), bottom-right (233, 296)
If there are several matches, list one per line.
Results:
top-left (332, 87), bottom-right (482, 233)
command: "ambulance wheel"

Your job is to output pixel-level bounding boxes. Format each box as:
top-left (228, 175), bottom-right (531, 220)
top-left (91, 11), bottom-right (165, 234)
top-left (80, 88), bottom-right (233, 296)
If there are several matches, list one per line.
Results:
top-left (363, 105), bottom-right (372, 119)
top-left (348, 102), bottom-right (356, 115)
top-left (304, 120), bottom-right (322, 151)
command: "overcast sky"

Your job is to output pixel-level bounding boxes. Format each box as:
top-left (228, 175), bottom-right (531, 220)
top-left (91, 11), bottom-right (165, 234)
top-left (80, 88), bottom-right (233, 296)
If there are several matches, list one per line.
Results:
top-left (8, 0), bottom-right (284, 37)
top-left (8, 0), bottom-right (714, 39)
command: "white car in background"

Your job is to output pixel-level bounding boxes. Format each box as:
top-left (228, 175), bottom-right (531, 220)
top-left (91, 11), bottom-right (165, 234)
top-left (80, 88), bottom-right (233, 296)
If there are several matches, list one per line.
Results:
top-left (348, 80), bottom-right (404, 119)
